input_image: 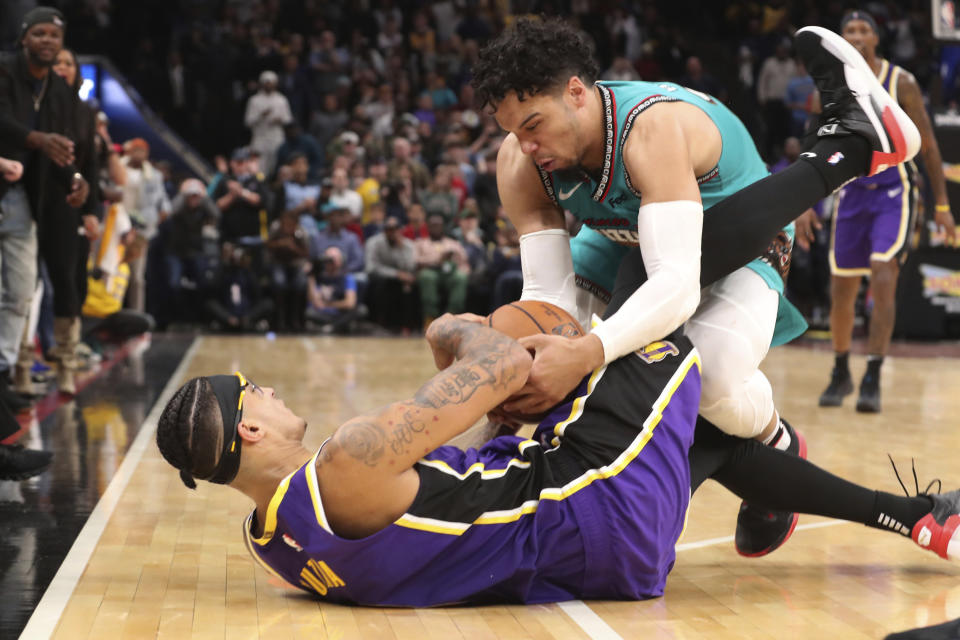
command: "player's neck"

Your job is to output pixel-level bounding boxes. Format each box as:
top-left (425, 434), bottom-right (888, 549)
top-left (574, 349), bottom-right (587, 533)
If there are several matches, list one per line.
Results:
top-left (580, 85), bottom-right (608, 173)
top-left (236, 445), bottom-right (314, 517)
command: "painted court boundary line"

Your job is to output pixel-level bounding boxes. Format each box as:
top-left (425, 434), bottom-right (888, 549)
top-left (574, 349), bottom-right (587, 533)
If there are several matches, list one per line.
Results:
top-left (560, 519), bottom-right (849, 640)
top-left (19, 337), bottom-right (203, 640)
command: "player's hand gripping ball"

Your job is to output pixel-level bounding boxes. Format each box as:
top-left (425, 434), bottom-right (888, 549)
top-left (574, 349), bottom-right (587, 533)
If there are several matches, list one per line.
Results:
top-left (486, 301), bottom-right (585, 424)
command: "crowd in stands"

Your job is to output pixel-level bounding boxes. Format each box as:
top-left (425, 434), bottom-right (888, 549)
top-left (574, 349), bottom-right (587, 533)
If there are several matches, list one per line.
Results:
top-left (24, 0), bottom-right (955, 338)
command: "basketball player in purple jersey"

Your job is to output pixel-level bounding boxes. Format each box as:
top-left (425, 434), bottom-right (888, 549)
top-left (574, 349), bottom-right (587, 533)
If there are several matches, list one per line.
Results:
top-left (156, 187), bottom-right (960, 606)
top-left (805, 10), bottom-right (956, 412)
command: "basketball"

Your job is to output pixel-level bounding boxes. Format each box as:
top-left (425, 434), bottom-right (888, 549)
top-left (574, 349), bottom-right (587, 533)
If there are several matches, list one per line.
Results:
top-left (487, 301), bottom-right (585, 424)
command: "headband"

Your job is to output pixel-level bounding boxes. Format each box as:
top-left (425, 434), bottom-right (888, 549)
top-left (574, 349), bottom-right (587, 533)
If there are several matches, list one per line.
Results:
top-left (841, 10), bottom-right (879, 35)
top-left (179, 373), bottom-right (246, 488)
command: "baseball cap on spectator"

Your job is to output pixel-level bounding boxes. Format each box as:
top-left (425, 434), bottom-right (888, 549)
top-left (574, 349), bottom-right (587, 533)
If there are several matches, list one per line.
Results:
top-left (180, 179), bottom-right (205, 197)
top-left (124, 138), bottom-right (149, 153)
top-left (321, 176), bottom-right (334, 188)
top-left (19, 7), bottom-right (65, 40)
top-left (259, 70), bottom-right (278, 85)
top-left (400, 113), bottom-right (419, 128)
top-left (384, 216), bottom-right (401, 230)
top-left (340, 131), bottom-right (360, 145)
top-left (231, 147), bottom-right (252, 162)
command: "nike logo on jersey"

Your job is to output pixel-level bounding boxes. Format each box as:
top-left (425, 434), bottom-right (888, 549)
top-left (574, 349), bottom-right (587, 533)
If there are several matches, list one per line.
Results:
top-left (887, 186), bottom-right (903, 198)
top-left (558, 182), bottom-right (584, 200)
top-left (800, 152), bottom-right (817, 158)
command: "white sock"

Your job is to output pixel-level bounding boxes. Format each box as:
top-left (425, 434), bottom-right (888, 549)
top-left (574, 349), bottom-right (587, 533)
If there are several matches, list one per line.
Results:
top-left (762, 417), bottom-right (792, 451)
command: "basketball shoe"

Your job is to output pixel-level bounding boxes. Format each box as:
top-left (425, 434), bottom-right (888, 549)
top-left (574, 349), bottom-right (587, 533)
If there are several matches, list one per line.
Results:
top-left (819, 364), bottom-right (854, 407)
top-left (794, 26), bottom-right (921, 176)
top-left (912, 489), bottom-right (960, 561)
top-left (734, 419), bottom-right (808, 557)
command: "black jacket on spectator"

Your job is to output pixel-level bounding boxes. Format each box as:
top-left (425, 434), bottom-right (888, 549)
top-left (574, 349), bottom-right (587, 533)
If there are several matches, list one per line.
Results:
top-left (0, 51), bottom-right (79, 221)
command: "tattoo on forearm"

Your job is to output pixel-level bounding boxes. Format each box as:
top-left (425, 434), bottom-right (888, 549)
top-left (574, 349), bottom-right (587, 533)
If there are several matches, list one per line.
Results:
top-left (418, 319), bottom-right (521, 409)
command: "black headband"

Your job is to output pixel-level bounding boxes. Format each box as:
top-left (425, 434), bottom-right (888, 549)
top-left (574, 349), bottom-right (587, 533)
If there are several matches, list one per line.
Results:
top-left (841, 10), bottom-right (879, 35)
top-left (179, 373), bottom-right (245, 488)
top-left (19, 7), bottom-right (66, 40)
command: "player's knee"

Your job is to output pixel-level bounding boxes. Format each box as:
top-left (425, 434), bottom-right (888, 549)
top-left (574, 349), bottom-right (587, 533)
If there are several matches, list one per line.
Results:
top-left (869, 260), bottom-right (898, 289)
top-left (699, 370), bottom-right (773, 439)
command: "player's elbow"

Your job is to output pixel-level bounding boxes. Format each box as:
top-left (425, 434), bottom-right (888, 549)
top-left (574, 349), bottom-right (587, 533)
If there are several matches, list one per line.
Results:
top-left (668, 266), bottom-right (701, 324)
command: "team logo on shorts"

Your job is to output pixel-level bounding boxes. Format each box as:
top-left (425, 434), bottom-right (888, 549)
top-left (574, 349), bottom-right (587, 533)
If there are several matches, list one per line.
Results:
top-left (283, 534), bottom-right (304, 552)
top-left (635, 341), bottom-right (680, 364)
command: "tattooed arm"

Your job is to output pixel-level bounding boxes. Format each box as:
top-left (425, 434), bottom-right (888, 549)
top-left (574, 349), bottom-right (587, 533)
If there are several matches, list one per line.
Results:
top-left (315, 315), bottom-right (532, 536)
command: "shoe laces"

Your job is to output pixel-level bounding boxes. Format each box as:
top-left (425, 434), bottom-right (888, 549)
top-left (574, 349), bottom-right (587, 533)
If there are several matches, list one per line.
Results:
top-left (889, 454), bottom-right (941, 497)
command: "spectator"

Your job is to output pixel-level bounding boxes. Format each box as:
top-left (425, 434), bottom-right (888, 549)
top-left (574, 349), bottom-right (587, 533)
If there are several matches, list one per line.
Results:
top-left (363, 201), bottom-right (387, 239)
top-left (680, 56), bottom-right (725, 100)
top-left (487, 222), bottom-right (523, 311)
top-left (603, 56), bottom-right (641, 81)
top-left (82, 231), bottom-right (154, 348)
top-left (166, 179), bottom-right (218, 301)
top-left (244, 70), bottom-right (292, 176)
top-left (306, 246), bottom-right (359, 333)
top-left (414, 213), bottom-right (470, 325)
top-left (120, 138), bottom-right (169, 314)
top-left (357, 156), bottom-right (387, 223)
top-left (453, 206), bottom-right (492, 313)
top-left (266, 210), bottom-right (310, 332)
top-left (278, 152), bottom-right (321, 239)
top-left (377, 15), bottom-right (404, 56)
top-left (328, 166), bottom-right (363, 221)
top-left (388, 136), bottom-right (430, 191)
top-left (402, 202), bottom-right (429, 240)
top-left (756, 40), bottom-right (797, 159)
top-left (309, 30), bottom-right (347, 96)
top-left (309, 93), bottom-right (348, 161)
top-left (333, 130), bottom-right (365, 168)
top-left (784, 59), bottom-right (815, 137)
top-left (214, 147), bottom-right (266, 244)
top-left (204, 243), bottom-right (273, 332)
top-left (312, 204), bottom-right (364, 275)
top-left (419, 165), bottom-right (459, 226)
top-left (413, 92), bottom-right (437, 128)
top-left (365, 216), bottom-right (418, 333)
top-left (275, 123), bottom-right (323, 180)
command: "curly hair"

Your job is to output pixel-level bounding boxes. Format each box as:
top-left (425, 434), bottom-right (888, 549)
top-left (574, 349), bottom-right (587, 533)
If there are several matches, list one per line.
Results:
top-left (156, 377), bottom-right (225, 489)
top-left (472, 17), bottom-right (600, 111)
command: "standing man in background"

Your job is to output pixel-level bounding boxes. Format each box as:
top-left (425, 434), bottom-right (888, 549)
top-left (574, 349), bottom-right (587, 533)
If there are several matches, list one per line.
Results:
top-left (244, 70), bottom-right (292, 177)
top-left (806, 11), bottom-right (956, 413)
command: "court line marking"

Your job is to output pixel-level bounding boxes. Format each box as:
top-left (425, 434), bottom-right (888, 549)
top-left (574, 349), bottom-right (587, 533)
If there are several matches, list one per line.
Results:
top-left (19, 336), bottom-right (202, 640)
top-left (560, 519), bottom-right (849, 640)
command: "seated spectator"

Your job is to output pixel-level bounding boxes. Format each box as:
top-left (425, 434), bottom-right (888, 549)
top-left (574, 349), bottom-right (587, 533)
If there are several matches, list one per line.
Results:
top-left (328, 166), bottom-right (363, 221)
top-left (279, 152), bottom-right (321, 239)
top-left (402, 202), bottom-right (429, 240)
top-left (312, 204), bottom-right (364, 271)
top-left (276, 122), bottom-right (324, 180)
top-left (363, 201), bottom-right (387, 239)
top-left (82, 231), bottom-right (155, 349)
top-left (166, 179), bottom-right (219, 299)
top-left (388, 136), bottom-right (430, 191)
top-left (453, 207), bottom-right (492, 314)
top-left (356, 156), bottom-right (388, 223)
top-left (204, 243), bottom-right (273, 332)
top-left (418, 165), bottom-right (459, 227)
top-left (488, 222), bottom-right (523, 311)
top-left (266, 210), bottom-right (310, 332)
top-left (414, 214), bottom-right (470, 326)
top-left (306, 246), bottom-right (359, 334)
top-left (384, 163), bottom-right (415, 222)
top-left (365, 216), bottom-right (419, 334)
top-left (214, 147), bottom-right (267, 245)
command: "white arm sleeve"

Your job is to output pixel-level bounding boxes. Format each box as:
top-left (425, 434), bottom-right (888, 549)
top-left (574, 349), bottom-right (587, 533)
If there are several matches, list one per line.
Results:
top-left (591, 200), bottom-right (703, 364)
top-left (518, 229), bottom-right (579, 318)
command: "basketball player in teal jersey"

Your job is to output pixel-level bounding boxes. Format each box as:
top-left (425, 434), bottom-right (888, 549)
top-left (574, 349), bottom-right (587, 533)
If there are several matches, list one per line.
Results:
top-left (472, 19), bottom-right (921, 556)
top-left (799, 10), bottom-right (956, 413)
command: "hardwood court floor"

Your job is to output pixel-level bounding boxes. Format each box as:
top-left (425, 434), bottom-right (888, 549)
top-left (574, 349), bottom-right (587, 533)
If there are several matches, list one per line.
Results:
top-left (42, 335), bottom-right (960, 639)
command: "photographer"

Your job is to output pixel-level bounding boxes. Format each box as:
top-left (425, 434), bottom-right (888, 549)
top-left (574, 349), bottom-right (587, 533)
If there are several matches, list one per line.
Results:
top-left (306, 246), bottom-right (358, 334)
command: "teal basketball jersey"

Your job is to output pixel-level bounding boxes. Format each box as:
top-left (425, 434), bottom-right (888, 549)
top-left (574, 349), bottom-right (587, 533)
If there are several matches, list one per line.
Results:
top-left (549, 81), bottom-right (806, 346)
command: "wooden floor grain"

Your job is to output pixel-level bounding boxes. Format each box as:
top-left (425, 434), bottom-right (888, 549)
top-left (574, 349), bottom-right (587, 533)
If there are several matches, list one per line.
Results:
top-left (49, 335), bottom-right (960, 639)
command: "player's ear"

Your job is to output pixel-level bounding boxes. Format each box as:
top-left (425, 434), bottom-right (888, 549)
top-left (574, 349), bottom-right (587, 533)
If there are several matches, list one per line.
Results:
top-left (566, 75), bottom-right (587, 103)
top-left (238, 420), bottom-right (265, 443)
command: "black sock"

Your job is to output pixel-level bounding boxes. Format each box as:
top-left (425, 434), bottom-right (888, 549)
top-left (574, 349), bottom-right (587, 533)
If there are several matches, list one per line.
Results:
top-left (866, 355), bottom-right (884, 376)
top-left (799, 136), bottom-right (872, 193)
top-left (869, 491), bottom-right (934, 537)
top-left (835, 352), bottom-right (850, 374)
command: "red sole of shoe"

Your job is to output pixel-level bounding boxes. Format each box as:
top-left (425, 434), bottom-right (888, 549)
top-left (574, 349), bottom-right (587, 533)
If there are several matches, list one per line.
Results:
top-left (736, 512), bottom-right (800, 558)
